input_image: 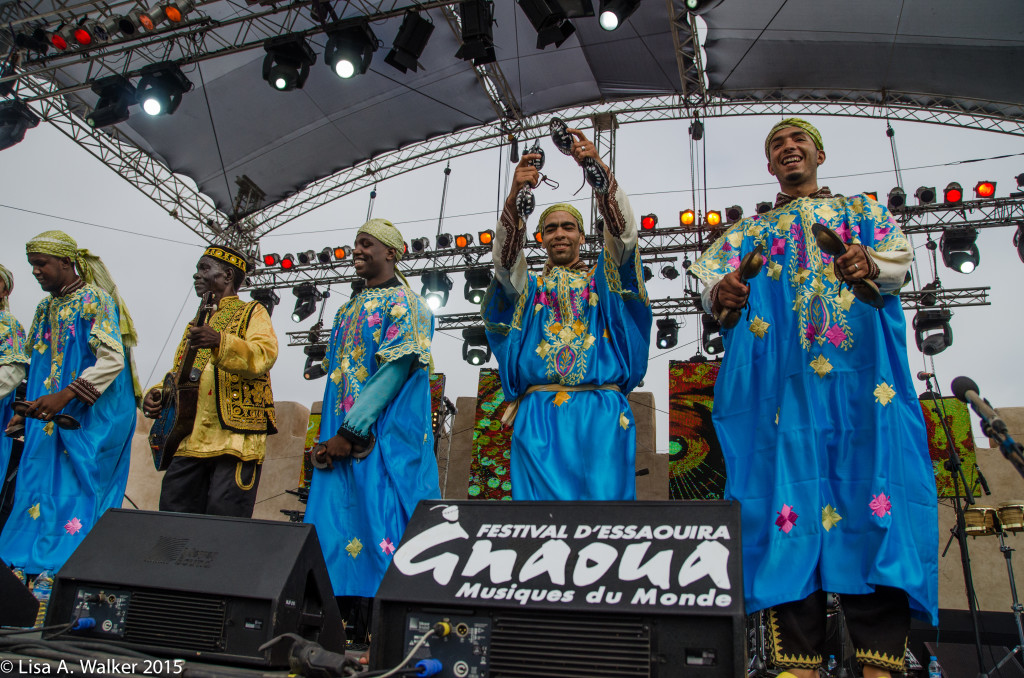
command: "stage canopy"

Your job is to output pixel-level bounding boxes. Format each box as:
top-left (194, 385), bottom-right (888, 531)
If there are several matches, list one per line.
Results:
top-left (4, 0), bottom-right (1023, 241)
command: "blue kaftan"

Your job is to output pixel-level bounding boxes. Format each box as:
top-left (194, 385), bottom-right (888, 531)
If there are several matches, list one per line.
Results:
top-left (0, 285), bottom-right (135, 574)
top-left (482, 202), bottom-right (652, 501)
top-left (304, 283), bottom-right (440, 598)
top-left (0, 309), bottom-right (28, 498)
top-left (691, 194), bottom-right (938, 624)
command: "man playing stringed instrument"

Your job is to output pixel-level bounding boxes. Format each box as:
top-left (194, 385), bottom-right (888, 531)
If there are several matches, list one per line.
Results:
top-left (691, 119), bottom-right (936, 677)
top-left (144, 245), bottom-right (278, 518)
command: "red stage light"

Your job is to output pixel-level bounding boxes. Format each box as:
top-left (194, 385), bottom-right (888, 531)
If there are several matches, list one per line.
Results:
top-left (139, 14), bottom-right (155, 30)
top-left (641, 214), bottom-right (658, 230)
top-left (263, 253), bottom-right (279, 266)
top-left (280, 254), bottom-right (295, 270)
top-left (478, 229), bottom-right (494, 245)
top-left (165, 5), bottom-right (182, 21)
top-left (943, 182), bottom-right (963, 205)
top-left (74, 28), bottom-right (92, 45)
top-left (679, 209), bottom-right (695, 227)
top-left (974, 181), bottom-right (996, 198)
top-left (51, 33), bottom-right (68, 49)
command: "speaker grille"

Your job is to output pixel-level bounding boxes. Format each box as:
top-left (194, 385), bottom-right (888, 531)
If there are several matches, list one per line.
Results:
top-left (488, 613), bottom-right (651, 677)
top-left (124, 590), bottom-right (227, 651)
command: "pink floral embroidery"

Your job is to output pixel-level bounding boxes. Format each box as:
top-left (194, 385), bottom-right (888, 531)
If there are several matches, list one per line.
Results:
top-left (869, 494), bottom-right (892, 518)
top-left (775, 504), bottom-right (798, 533)
top-left (65, 517), bottom-right (83, 535)
top-left (722, 241), bottom-right (732, 252)
top-left (874, 224), bottom-right (891, 241)
top-left (805, 323), bottom-right (816, 341)
top-left (379, 538), bottom-right (396, 555)
top-left (580, 287), bottom-right (590, 301)
top-left (823, 324), bottom-right (847, 347)
top-left (727, 256), bottom-right (741, 269)
top-left (770, 238), bottom-right (786, 255)
top-left (834, 222), bottom-right (852, 243)
top-left (367, 312), bottom-right (381, 327)
top-left (537, 290), bottom-right (549, 306)
top-left (341, 395), bottom-right (355, 413)
top-left (385, 325), bottom-right (400, 342)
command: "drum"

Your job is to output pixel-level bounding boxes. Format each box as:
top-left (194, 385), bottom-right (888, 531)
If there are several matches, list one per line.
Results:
top-left (964, 506), bottom-right (998, 537)
top-left (997, 503), bottom-right (1024, 533)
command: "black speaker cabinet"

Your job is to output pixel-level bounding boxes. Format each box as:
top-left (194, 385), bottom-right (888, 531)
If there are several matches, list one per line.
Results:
top-left (43, 509), bottom-right (344, 667)
top-left (372, 500), bottom-right (744, 677)
top-left (0, 563), bottom-right (38, 627)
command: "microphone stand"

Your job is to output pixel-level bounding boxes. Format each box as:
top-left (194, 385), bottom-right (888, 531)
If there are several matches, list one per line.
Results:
top-left (922, 376), bottom-right (988, 676)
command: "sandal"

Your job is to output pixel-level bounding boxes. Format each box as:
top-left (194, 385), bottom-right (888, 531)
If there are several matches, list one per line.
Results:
top-left (812, 224), bottom-right (885, 309)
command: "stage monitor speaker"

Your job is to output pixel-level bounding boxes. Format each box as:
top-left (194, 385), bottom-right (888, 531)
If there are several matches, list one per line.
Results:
top-left (372, 500), bottom-right (744, 677)
top-left (43, 509), bottom-right (344, 667)
top-left (0, 564), bottom-right (39, 627)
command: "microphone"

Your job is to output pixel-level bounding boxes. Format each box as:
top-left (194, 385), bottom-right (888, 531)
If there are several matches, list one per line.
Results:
top-left (951, 376), bottom-right (1008, 436)
top-left (917, 371), bottom-right (934, 381)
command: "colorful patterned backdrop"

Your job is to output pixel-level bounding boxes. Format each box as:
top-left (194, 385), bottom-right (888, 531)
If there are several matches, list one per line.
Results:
top-left (919, 395), bottom-right (980, 498)
top-left (467, 368), bottom-right (513, 500)
top-left (668, 359), bottom-right (727, 501)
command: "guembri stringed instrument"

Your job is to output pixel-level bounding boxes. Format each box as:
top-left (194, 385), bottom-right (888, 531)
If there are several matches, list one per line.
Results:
top-left (148, 292), bottom-right (215, 470)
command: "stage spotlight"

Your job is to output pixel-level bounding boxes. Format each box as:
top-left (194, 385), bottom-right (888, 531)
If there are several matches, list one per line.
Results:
top-left (725, 205), bottom-right (743, 223)
top-left (161, 0), bottom-right (194, 23)
top-left (0, 100), bottom-right (40, 151)
top-left (639, 214), bottom-right (658, 231)
top-left (705, 210), bottom-right (722, 227)
top-left (297, 249), bottom-right (317, 265)
top-left (914, 186), bottom-right (936, 205)
top-left (943, 182), bottom-right (963, 205)
top-left (250, 288), bottom-right (280, 316)
top-left (684, 0), bottom-right (726, 13)
top-left (464, 267), bottom-right (492, 304)
top-left (756, 201), bottom-right (772, 215)
top-left (974, 180), bottom-right (996, 199)
top-left (436, 233), bottom-right (453, 249)
top-left (533, 231), bottom-right (543, 244)
top-left (421, 271), bottom-right (453, 310)
top-left (656, 318), bottom-right (679, 349)
top-left (919, 280), bottom-right (939, 307)
top-left (1014, 174), bottom-right (1024, 197)
top-left (303, 343), bottom-right (327, 380)
top-left (333, 246), bottom-right (351, 260)
top-left (518, 0), bottom-right (575, 49)
top-left (455, 233), bottom-right (474, 248)
top-left (478, 229), bottom-right (494, 245)
top-left (642, 265), bottom-right (653, 282)
top-left (679, 209), bottom-right (696, 227)
top-left (688, 119), bottom-right (704, 141)
top-left (291, 284), bottom-right (323, 323)
top-left (410, 237), bottom-right (430, 253)
top-left (263, 35), bottom-right (316, 91)
top-left (682, 258), bottom-right (691, 270)
top-left (85, 75), bottom-right (135, 128)
top-left (940, 227), bottom-right (979, 274)
top-left (887, 187), bottom-right (906, 210)
top-left (598, 0), bottom-right (640, 30)
top-left (1014, 224), bottom-right (1024, 264)
top-left (462, 327), bottom-right (491, 366)
top-left (325, 22), bottom-right (377, 79)
top-left (50, 24), bottom-right (74, 50)
top-left (913, 309), bottom-right (952, 356)
top-left (118, 10), bottom-right (146, 36)
top-left (701, 314), bottom-right (724, 355)
top-left (314, 247), bottom-right (333, 264)
top-left (262, 253), bottom-right (280, 267)
top-left (661, 265), bottom-right (679, 280)
top-left (73, 19), bottom-right (98, 46)
top-left (456, 0), bottom-right (496, 65)
top-left (385, 11), bottom-right (434, 74)
top-left (15, 26), bottom-right (51, 55)
top-left (863, 191), bottom-right (878, 201)
top-left (279, 253), bottom-right (295, 270)
top-left (136, 62), bottom-right (192, 116)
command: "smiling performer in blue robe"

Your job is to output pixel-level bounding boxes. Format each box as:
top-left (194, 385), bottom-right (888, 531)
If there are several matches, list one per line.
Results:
top-left (305, 219), bottom-right (440, 606)
top-left (482, 127), bottom-right (651, 501)
top-left (691, 119), bottom-right (937, 677)
top-left (0, 231), bottom-right (139, 577)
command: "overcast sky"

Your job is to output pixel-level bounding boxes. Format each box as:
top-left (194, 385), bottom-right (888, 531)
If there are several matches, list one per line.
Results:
top-left (1, 114), bottom-right (1021, 461)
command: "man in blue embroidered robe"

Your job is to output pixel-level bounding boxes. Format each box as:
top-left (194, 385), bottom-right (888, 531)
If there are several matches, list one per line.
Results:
top-left (691, 119), bottom-right (937, 676)
top-left (0, 264), bottom-right (29, 531)
top-left (305, 219), bottom-right (440, 620)
top-left (0, 231), bottom-right (138, 577)
top-left (482, 127), bottom-right (651, 500)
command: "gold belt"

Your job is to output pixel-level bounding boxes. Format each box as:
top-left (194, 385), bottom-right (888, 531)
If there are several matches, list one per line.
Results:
top-left (501, 383), bottom-right (621, 427)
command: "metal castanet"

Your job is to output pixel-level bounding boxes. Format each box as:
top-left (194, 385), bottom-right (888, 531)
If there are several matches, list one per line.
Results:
top-left (812, 223), bottom-right (885, 309)
top-left (515, 141), bottom-right (545, 218)
top-left (11, 400), bottom-right (80, 431)
top-left (717, 244), bottom-right (764, 330)
top-left (148, 292), bottom-right (215, 471)
top-left (549, 117), bottom-right (609, 194)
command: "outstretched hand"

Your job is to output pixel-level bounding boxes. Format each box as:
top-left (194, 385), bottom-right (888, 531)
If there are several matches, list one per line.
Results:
top-left (506, 154), bottom-right (541, 210)
top-left (566, 128), bottom-right (609, 174)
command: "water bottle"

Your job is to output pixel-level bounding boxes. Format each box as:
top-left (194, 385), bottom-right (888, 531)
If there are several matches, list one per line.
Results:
top-left (32, 569), bottom-right (54, 628)
top-left (928, 655), bottom-right (942, 678)
top-left (826, 654), bottom-right (838, 676)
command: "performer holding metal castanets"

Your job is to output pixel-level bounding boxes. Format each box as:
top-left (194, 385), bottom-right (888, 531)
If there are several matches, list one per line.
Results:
top-left (691, 119), bottom-right (938, 677)
top-left (144, 245), bottom-right (278, 519)
top-left (481, 121), bottom-right (652, 501)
